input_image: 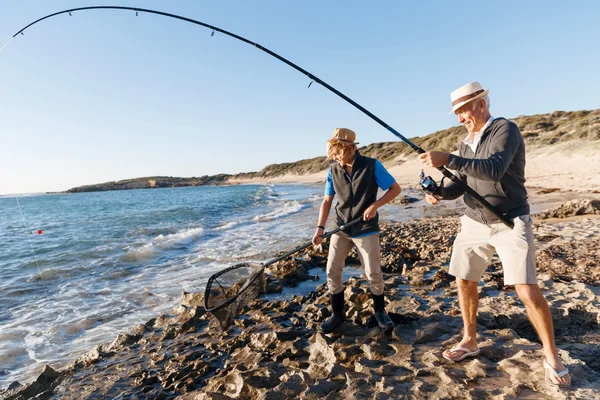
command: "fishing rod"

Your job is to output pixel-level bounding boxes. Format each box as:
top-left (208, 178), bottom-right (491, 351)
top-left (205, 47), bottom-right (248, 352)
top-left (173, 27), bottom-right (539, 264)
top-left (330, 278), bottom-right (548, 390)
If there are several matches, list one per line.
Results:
top-left (7, 5), bottom-right (514, 229)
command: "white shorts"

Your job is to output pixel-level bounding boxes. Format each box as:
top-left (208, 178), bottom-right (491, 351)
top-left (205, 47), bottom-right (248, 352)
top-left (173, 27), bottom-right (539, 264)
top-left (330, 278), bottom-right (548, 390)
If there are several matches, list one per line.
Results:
top-left (449, 214), bottom-right (537, 285)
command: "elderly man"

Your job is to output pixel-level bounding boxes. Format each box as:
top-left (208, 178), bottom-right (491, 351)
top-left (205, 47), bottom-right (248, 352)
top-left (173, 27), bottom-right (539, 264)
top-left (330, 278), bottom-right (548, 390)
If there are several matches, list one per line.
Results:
top-left (419, 82), bottom-right (571, 387)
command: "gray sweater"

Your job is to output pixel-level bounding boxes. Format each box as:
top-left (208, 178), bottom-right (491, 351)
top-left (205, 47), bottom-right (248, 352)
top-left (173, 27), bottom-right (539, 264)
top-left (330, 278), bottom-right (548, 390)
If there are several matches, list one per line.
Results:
top-left (440, 118), bottom-right (530, 225)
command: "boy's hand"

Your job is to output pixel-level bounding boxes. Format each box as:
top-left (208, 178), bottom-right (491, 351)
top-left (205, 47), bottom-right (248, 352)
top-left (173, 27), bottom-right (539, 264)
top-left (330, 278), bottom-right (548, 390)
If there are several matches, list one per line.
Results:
top-left (312, 227), bottom-right (324, 245)
top-left (363, 205), bottom-right (378, 221)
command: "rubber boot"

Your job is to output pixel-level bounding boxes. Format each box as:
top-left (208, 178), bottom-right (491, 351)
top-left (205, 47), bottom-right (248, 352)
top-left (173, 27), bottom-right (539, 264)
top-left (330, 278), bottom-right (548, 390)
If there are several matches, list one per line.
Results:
top-left (372, 293), bottom-right (395, 332)
top-left (321, 291), bottom-right (345, 334)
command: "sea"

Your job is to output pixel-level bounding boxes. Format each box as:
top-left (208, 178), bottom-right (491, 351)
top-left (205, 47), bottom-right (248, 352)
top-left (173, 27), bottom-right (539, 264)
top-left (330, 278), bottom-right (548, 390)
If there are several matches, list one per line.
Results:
top-left (0, 183), bottom-right (428, 388)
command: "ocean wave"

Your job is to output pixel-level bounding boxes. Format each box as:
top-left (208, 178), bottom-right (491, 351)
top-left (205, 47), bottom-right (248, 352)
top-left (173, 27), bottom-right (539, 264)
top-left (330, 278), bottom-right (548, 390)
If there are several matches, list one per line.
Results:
top-left (27, 268), bottom-right (64, 282)
top-left (252, 185), bottom-right (280, 203)
top-left (213, 220), bottom-right (242, 231)
top-left (308, 193), bottom-right (323, 201)
top-left (126, 227), bottom-right (173, 237)
top-left (120, 227), bottom-right (204, 262)
top-left (0, 192), bottom-right (46, 199)
top-left (252, 201), bottom-right (305, 222)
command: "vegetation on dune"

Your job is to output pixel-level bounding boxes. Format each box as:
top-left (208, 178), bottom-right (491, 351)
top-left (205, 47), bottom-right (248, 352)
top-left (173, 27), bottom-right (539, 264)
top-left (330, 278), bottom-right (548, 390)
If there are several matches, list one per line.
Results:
top-left (66, 109), bottom-right (600, 193)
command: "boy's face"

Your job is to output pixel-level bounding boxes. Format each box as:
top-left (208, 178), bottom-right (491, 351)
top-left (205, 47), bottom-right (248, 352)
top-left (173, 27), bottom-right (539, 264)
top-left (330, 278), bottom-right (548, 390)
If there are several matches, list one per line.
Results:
top-left (333, 150), bottom-right (353, 167)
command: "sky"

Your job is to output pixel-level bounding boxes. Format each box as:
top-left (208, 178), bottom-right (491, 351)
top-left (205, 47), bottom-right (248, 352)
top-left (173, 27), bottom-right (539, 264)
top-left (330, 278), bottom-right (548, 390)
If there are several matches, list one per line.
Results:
top-left (1, 1), bottom-right (599, 195)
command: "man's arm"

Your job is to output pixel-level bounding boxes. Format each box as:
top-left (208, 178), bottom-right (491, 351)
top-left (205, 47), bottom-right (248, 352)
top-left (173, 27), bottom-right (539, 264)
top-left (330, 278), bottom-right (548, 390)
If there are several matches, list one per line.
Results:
top-left (447, 121), bottom-right (521, 181)
top-left (437, 170), bottom-right (466, 200)
top-left (420, 149), bottom-right (466, 201)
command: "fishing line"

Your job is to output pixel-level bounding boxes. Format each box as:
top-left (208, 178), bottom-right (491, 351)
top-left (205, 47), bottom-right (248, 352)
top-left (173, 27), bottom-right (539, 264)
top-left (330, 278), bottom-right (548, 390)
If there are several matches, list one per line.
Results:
top-left (14, 197), bottom-right (66, 347)
top-left (0, 37), bottom-right (15, 54)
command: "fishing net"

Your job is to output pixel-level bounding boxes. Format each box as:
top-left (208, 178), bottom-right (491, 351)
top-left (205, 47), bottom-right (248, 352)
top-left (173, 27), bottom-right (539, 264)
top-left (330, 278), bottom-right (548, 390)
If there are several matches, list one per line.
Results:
top-left (204, 262), bottom-right (266, 330)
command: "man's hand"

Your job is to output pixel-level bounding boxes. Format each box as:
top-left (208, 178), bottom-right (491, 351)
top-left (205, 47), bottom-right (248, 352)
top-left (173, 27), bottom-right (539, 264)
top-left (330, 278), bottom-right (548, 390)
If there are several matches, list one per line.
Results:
top-left (425, 194), bottom-right (441, 205)
top-left (363, 204), bottom-right (378, 221)
top-left (312, 227), bottom-right (324, 246)
top-left (419, 151), bottom-right (450, 168)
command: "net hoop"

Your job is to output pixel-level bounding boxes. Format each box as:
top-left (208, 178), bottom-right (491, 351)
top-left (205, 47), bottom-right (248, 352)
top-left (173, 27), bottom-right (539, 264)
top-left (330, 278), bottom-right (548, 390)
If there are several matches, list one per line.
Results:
top-left (203, 261), bottom-right (264, 313)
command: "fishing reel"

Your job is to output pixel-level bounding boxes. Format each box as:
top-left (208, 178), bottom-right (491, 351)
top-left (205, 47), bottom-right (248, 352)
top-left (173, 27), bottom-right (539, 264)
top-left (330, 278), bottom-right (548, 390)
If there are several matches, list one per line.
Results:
top-left (418, 174), bottom-right (444, 200)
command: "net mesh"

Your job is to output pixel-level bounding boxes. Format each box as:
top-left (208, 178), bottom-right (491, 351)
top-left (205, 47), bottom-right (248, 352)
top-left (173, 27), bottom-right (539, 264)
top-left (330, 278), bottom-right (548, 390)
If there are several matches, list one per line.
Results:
top-left (205, 262), bottom-right (266, 330)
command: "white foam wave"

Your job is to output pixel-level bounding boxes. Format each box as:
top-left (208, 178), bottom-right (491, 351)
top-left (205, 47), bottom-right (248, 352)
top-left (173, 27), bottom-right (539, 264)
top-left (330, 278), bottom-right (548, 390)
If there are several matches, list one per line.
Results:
top-left (214, 220), bottom-right (242, 231)
top-left (253, 201), bottom-right (304, 222)
top-left (308, 193), bottom-right (323, 201)
top-left (121, 227), bottom-right (204, 262)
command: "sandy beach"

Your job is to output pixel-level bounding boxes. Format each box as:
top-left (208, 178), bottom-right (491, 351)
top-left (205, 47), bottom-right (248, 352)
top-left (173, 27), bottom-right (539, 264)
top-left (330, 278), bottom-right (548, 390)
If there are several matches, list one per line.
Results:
top-left (2, 149), bottom-right (600, 399)
top-left (229, 140), bottom-right (600, 196)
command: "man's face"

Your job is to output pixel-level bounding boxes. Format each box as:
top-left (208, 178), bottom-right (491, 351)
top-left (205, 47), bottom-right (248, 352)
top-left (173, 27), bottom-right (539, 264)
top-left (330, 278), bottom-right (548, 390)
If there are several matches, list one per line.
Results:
top-left (455, 99), bottom-right (487, 133)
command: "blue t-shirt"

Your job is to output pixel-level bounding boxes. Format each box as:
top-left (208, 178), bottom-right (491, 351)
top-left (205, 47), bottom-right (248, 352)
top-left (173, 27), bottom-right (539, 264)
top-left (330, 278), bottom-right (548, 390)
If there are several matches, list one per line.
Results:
top-left (324, 160), bottom-right (395, 196)
top-left (324, 160), bottom-right (396, 238)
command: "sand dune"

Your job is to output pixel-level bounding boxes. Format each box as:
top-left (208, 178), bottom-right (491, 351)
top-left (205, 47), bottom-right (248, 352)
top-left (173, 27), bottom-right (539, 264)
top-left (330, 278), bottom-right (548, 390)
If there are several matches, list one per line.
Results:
top-left (229, 141), bottom-right (600, 197)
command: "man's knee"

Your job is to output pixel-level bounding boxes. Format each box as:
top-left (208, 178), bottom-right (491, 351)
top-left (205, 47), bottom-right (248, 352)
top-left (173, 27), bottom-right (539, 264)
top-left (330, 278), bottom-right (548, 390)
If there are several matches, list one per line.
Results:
top-left (456, 277), bottom-right (478, 290)
top-left (515, 284), bottom-right (543, 305)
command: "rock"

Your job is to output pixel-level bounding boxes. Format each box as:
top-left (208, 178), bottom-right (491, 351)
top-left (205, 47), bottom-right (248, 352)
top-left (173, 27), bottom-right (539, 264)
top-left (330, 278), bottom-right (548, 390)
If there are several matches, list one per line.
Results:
top-left (268, 371), bottom-right (309, 398)
top-left (180, 307), bottom-right (208, 333)
top-left (391, 195), bottom-right (421, 205)
top-left (266, 278), bottom-right (283, 293)
top-left (267, 259), bottom-right (311, 287)
top-left (537, 187), bottom-right (561, 194)
top-left (107, 331), bottom-right (143, 351)
top-left (360, 342), bottom-right (395, 360)
top-left (307, 334), bottom-right (337, 379)
top-left (248, 330), bottom-right (278, 351)
top-left (464, 359), bottom-right (487, 380)
top-left (180, 291), bottom-right (205, 308)
top-left (536, 199), bottom-right (600, 219)
top-left (414, 321), bottom-right (453, 345)
top-left (74, 344), bottom-right (110, 366)
top-left (2, 365), bottom-right (61, 400)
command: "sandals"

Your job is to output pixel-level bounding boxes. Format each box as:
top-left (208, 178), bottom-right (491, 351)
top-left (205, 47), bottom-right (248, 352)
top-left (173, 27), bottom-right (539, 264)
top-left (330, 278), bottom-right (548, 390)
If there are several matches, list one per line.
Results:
top-left (442, 345), bottom-right (481, 362)
top-left (443, 346), bottom-right (571, 387)
top-left (543, 360), bottom-right (571, 387)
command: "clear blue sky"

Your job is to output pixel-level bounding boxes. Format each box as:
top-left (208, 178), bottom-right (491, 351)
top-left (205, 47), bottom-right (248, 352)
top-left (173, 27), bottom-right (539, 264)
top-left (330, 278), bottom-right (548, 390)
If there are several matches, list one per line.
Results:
top-left (1, 1), bottom-right (599, 195)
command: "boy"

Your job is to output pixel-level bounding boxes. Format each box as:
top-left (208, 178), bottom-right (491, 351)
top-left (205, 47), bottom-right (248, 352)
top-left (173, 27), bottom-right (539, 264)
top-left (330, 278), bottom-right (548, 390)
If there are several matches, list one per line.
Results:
top-left (312, 128), bottom-right (401, 333)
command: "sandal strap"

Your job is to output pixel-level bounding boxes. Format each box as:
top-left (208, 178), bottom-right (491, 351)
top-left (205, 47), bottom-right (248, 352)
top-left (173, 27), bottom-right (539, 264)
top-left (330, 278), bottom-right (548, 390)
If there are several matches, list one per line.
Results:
top-left (543, 361), bottom-right (570, 378)
top-left (449, 346), bottom-right (478, 354)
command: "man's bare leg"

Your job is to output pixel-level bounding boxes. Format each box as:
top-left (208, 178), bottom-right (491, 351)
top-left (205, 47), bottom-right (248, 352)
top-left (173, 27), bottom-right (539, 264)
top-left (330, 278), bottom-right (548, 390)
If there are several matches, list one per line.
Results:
top-left (444, 278), bottom-right (480, 359)
top-left (515, 284), bottom-right (571, 386)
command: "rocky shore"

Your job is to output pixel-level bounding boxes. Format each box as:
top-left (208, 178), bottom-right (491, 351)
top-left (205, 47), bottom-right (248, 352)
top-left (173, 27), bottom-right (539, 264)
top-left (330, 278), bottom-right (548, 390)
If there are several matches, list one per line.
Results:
top-left (2, 200), bottom-right (600, 400)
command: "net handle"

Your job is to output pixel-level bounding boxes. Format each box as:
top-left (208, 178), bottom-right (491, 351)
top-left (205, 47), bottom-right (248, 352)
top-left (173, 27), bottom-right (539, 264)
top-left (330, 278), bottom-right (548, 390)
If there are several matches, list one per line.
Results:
top-left (203, 216), bottom-right (363, 312)
top-left (263, 216), bottom-right (363, 267)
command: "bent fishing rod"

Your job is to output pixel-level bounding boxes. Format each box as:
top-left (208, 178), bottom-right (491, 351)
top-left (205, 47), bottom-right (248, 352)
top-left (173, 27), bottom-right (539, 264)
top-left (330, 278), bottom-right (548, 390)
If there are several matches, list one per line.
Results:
top-left (8, 5), bottom-right (514, 229)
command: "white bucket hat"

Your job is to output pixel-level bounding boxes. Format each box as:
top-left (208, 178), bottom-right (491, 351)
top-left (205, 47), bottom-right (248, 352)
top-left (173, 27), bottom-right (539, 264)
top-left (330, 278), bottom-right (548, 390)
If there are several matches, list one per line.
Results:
top-left (449, 82), bottom-right (489, 114)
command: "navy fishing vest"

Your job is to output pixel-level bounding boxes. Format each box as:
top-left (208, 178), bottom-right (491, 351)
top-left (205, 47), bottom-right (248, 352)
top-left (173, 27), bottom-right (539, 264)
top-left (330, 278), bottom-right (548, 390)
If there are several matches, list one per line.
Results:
top-left (330, 153), bottom-right (379, 237)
